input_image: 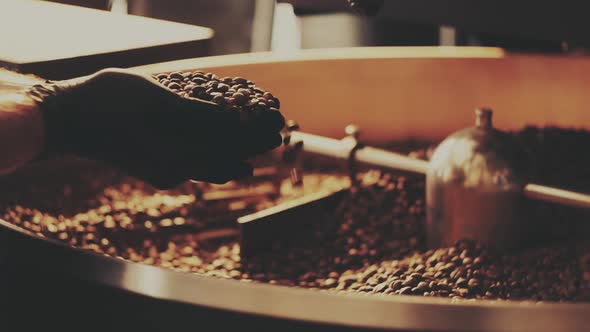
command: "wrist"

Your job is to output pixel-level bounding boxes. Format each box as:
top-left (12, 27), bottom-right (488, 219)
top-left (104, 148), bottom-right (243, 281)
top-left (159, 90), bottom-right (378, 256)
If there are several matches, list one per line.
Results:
top-left (27, 82), bottom-right (72, 160)
top-left (0, 92), bottom-right (45, 174)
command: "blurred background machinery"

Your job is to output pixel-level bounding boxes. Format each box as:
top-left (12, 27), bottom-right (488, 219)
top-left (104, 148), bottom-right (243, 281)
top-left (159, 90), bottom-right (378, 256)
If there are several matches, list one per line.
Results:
top-left (42, 0), bottom-right (590, 57)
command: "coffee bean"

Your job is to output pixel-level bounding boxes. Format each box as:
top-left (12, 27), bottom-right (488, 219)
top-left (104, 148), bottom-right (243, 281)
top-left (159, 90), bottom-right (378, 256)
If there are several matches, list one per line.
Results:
top-left (212, 95), bottom-right (225, 104)
top-left (359, 266), bottom-right (378, 283)
top-left (199, 92), bottom-right (212, 100)
top-left (450, 269), bottom-right (461, 280)
top-left (324, 278), bottom-right (337, 287)
top-left (205, 81), bottom-right (218, 88)
top-left (456, 288), bottom-right (470, 297)
top-left (456, 278), bottom-right (468, 287)
top-left (390, 268), bottom-right (403, 277)
top-left (473, 257), bottom-right (483, 266)
top-left (416, 281), bottom-right (428, 290)
top-left (191, 86), bottom-right (206, 95)
top-left (409, 273), bottom-right (422, 280)
top-left (168, 83), bottom-right (181, 90)
top-left (357, 286), bottom-right (373, 293)
top-left (468, 278), bottom-right (480, 289)
top-left (191, 77), bottom-right (207, 85)
top-left (402, 276), bottom-right (417, 287)
top-left (399, 286), bottom-right (413, 295)
top-left (237, 88), bottom-right (251, 96)
top-left (388, 280), bottom-right (402, 291)
top-left (231, 92), bottom-right (247, 105)
top-left (217, 83), bottom-right (230, 93)
top-left (168, 72), bottom-right (184, 80)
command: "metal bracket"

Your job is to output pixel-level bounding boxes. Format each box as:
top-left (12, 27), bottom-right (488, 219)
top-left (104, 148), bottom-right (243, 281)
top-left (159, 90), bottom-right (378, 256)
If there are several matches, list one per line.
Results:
top-left (280, 120), bottom-right (304, 187)
top-left (341, 124), bottom-right (363, 187)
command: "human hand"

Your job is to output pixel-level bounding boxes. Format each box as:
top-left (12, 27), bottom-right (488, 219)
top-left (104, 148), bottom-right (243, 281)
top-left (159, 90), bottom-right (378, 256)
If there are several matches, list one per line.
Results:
top-left (27, 68), bottom-right (285, 188)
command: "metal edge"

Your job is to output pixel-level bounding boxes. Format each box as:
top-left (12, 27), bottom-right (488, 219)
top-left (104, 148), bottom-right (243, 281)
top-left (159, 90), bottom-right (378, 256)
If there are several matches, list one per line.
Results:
top-left (130, 46), bottom-right (507, 76)
top-left (1, 218), bottom-right (589, 332)
top-left (4, 49), bottom-right (588, 331)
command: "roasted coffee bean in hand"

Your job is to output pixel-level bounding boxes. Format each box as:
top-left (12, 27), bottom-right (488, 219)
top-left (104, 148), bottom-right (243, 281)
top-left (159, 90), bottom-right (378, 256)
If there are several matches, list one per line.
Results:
top-left (153, 70), bottom-right (285, 162)
top-left (153, 70), bottom-right (282, 124)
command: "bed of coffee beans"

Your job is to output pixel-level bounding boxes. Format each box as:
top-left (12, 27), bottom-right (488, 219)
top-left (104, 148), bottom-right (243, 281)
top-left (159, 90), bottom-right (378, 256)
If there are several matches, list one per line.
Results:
top-left (1, 126), bottom-right (590, 303)
top-left (236, 168), bottom-right (590, 302)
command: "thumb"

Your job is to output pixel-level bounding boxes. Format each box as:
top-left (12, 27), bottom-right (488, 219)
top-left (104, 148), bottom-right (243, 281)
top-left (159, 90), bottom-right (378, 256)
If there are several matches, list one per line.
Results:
top-left (190, 160), bottom-right (253, 184)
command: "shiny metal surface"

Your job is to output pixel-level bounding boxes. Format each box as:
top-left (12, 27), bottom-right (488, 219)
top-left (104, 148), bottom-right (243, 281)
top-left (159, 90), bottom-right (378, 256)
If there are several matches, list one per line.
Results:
top-left (426, 109), bottom-right (533, 249)
top-left (1, 218), bottom-right (590, 332)
top-left (287, 131), bottom-right (429, 174)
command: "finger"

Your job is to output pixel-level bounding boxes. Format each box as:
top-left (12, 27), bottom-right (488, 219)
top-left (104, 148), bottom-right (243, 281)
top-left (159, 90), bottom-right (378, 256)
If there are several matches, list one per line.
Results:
top-left (137, 160), bottom-right (251, 189)
top-left (147, 172), bottom-right (189, 190)
top-left (246, 108), bottom-right (285, 133)
top-left (261, 108), bottom-right (286, 132)
top-left (115, 160), bottom-right (189, 190)
top-left (237, 131), bottom-right (284, 158)
top-left (226, 108), bottom-right (283, 155)
top-left (191, 160), bottom-right (253, 184)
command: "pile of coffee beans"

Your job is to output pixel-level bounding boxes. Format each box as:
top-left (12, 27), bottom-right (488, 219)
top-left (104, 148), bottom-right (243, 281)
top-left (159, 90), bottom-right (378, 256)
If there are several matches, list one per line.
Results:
top-left (339, 240), bottom-right (589, 301)
top-left (2, 160), bottom-right (589, 302)
top-left (153, 71), bottom-right (280, 118)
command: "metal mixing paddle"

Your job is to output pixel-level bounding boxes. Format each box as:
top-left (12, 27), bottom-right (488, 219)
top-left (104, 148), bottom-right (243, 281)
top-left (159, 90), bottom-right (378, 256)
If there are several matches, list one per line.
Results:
top-left (284, 109), bottom-right (590, 249)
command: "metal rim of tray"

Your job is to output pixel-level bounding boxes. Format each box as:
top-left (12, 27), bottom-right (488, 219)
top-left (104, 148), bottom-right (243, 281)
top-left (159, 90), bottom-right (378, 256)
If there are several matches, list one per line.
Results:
top-left (1, 218), bottom-right (589, 332)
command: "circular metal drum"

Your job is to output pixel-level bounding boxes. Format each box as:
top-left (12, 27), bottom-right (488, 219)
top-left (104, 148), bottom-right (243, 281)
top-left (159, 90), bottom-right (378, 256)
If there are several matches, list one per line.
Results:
top-left (2, 47), bottom-right (590, 331)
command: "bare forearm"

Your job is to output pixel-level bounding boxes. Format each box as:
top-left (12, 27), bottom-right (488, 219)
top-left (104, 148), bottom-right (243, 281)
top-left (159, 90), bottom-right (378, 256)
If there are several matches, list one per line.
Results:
top-left (0, 90), bottom-right (45, 175)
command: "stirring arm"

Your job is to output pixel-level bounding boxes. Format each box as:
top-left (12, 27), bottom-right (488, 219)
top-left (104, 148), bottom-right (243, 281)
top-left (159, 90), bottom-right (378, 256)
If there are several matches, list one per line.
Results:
top-left (288, 131), bottom-right (429, 174)
top-left (288, 130), bottom-right (590, 210)
top-left (524, 184), bottom-right (590, 209)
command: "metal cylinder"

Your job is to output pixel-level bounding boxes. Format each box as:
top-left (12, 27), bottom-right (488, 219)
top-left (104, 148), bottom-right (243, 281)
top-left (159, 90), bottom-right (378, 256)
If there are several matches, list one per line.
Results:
top-left (426, 108), bottom-right (533, 249)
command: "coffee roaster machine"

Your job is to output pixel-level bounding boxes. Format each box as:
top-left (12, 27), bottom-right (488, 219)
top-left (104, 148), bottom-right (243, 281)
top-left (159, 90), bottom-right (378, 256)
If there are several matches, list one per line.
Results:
top-left (0, 46), bottom-right (590, 332)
